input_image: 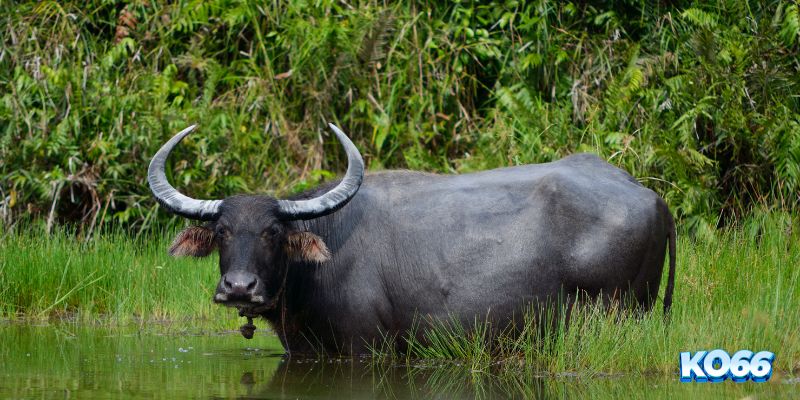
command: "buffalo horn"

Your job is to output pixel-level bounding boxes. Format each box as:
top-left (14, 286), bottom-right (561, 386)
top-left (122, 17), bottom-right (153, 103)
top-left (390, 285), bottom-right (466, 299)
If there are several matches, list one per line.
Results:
top-left (147, 125), bottom-right (222, 220)
top-left (276, 124), bottom-right (364, 220)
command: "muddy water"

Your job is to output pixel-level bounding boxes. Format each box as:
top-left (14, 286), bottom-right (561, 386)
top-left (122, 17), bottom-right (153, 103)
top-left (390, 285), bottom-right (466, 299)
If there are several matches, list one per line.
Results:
top-left (0, 324), bottom-right (795, 399)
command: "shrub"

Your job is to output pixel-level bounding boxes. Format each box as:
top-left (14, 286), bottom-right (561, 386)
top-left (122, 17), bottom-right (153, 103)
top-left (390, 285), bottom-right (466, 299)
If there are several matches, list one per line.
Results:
top-left (1, 1), bottom-right (798, 233)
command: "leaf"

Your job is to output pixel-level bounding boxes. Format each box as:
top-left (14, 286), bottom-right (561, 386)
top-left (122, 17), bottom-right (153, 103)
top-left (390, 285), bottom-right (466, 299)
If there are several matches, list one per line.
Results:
top-left (681, 8), bottom-right (719, 29)
top-left (778, 3), bottom-right (800, 46)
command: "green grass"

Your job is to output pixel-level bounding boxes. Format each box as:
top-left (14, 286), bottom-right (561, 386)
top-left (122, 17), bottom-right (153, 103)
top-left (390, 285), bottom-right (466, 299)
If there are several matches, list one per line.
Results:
top-left (0, 224), bottom-right (238, 329)
top-left (2, 212), bottom-right (798, 375)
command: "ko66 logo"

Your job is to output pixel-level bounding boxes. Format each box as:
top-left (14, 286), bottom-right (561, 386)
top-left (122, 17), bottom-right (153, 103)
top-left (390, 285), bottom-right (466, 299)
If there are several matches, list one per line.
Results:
top-left (680, 350), bottom-right (775, 382)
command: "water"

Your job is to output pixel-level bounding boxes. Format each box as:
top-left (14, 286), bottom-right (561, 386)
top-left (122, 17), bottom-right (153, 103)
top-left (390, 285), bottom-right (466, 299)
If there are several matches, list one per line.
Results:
top-left (0, 324), bottom-right (795, 399)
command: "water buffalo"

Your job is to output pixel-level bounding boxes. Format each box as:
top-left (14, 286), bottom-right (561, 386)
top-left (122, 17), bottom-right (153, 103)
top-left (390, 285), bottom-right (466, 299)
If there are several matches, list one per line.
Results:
top-left (148, 124), bottom-right (676, 355)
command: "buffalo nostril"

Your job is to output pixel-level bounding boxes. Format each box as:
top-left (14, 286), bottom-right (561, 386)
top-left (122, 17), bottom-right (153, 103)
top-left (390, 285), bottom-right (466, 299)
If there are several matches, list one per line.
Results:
top-left (220, 271), bottom-right (259, 297)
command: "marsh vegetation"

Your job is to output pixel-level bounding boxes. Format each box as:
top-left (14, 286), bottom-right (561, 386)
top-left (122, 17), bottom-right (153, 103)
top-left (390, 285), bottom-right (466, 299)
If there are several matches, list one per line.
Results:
top-left (2, 212), bottom-right (797, 375)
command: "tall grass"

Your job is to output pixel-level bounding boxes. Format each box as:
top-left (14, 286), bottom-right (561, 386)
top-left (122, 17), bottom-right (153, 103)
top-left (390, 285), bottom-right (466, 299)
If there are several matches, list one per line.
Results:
top-left (0, 223), bottom-right (236, 327)
top-left (373, 211), bottom-right (800, 374)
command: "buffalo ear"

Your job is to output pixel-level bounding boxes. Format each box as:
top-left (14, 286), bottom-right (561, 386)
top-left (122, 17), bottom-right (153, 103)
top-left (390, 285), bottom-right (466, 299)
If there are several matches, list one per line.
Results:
top-left (284, 231), bottom-right (331, 264)
top-left (169, 225), bottom-right (216, 257)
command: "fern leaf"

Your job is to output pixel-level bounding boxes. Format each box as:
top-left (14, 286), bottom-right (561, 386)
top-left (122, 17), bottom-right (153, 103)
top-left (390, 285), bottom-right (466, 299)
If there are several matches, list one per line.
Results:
top-left (681, 8), bottom-right (719, 29)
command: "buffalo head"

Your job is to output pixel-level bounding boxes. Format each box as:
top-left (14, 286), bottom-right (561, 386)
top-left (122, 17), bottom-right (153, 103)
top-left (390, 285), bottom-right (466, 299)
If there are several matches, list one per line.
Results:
top-left (147, 124), bottom-right (363, 312)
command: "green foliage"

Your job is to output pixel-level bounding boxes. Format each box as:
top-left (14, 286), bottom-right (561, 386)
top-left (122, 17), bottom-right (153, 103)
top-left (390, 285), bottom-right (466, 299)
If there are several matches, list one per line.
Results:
top-left (1, 1), bottom-right (798, 232)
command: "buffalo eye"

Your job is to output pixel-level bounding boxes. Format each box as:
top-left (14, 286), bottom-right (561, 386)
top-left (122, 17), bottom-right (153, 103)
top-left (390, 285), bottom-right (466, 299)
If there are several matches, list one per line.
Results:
top-left (261, 225), bottom-right (281, 241)
top-left (216, 226), bottom-right (230, 240)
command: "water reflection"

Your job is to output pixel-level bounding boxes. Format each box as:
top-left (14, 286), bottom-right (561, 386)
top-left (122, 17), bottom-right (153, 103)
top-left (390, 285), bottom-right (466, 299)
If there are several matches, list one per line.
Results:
top-left (0, 324), bottom-right (793, 399)
top-left (255, 359), bottom-right (549, 399)
top-left (231, 358), bottom-right (795, 400)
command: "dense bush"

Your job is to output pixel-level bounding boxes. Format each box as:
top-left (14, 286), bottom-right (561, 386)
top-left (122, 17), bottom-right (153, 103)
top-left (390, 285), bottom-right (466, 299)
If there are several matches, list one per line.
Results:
top-left (1, 0), bottom-right (798, 234)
